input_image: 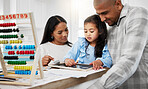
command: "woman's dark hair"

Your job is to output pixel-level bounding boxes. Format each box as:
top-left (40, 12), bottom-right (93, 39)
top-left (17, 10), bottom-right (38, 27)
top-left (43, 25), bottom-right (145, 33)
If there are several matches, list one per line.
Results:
top-left (84, 14), bottom-right (107, 58)
top-left (40, 15), bottom-right (72, 47)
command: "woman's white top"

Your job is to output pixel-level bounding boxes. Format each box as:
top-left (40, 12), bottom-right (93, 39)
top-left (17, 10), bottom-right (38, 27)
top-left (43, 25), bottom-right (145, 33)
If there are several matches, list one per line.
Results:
top-left (35, 42), bottom-right (71, 64)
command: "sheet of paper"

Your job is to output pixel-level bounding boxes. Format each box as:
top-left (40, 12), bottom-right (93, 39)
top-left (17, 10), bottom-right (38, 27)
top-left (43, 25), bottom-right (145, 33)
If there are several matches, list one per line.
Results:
top-left (45, 68), bottom-right (106, 78)
top-left (0, 68), bottom-right (106, 89)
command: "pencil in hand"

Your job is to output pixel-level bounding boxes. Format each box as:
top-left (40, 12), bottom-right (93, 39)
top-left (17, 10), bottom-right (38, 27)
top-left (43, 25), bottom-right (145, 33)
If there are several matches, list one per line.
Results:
top-left (75, 59), bottom-right (79, 63)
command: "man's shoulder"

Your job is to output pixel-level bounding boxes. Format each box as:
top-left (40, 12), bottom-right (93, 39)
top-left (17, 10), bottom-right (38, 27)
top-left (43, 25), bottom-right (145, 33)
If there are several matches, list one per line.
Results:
top-left (127, 4), bottom-right (148, 17)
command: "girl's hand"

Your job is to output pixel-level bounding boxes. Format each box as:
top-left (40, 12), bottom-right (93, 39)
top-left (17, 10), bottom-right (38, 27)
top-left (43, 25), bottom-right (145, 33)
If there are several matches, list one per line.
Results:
top-left (42, 55), bottom-right (54, 66)
top-left (89, 60), bottom-right (103, 70)
top-left (65, 58), bottom-right (76, 67)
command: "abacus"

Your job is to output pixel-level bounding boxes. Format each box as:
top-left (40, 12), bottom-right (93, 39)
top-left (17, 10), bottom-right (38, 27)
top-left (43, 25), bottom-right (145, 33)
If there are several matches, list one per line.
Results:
top-left (0, 13), bottom-right (43, 85)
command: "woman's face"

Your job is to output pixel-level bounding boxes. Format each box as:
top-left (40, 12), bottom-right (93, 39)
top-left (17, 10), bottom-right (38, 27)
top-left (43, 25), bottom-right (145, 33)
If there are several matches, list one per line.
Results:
top-left (51, 22), bottom-right (69, 45)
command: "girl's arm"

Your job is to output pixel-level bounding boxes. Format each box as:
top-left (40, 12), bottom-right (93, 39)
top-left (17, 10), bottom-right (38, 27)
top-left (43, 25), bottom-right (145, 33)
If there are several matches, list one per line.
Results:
top-left (97, 44), bottom-right (112, 68)
top-left (64, 37), bottom-right (85, 66)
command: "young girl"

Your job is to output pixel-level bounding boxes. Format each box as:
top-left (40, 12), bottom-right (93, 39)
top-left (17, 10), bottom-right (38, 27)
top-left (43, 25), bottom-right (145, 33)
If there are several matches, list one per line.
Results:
top-left (64, 15), bottom-right (112, 70)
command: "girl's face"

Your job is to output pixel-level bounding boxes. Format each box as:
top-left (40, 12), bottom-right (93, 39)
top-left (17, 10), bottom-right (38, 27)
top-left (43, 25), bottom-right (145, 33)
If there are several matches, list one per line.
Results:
top-left (51, 22), bottom-right (69, 45)
top-left (84, 22), bottom-right (99, 46)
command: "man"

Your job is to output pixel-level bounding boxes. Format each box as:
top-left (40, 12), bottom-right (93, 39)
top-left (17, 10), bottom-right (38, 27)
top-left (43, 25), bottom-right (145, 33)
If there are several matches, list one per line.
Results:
top-left (88, 0), bottom-right (148, 89)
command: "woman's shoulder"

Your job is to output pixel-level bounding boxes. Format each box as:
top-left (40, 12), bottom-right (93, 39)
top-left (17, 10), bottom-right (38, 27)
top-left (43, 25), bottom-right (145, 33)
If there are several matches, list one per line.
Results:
top-left (40, 42), bottom-right (71, 49)
top-left (40, 42), bottom-right (51, 46)
top-left (38, 42), bottom-right (54, 50)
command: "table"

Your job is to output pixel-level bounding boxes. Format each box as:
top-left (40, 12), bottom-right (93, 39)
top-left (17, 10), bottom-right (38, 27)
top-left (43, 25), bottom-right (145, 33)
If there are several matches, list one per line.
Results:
top-left (29, 68), bottom-right (109, 89)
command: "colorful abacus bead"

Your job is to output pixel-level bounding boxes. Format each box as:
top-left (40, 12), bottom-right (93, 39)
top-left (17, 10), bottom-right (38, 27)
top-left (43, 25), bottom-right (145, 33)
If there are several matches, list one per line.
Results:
top-left (8, 51), bottom-right (15, 55)
top-left (9, 40), bottom-right (22, 44)
top-left (31, 45), bottom-right (34, 49)
top-left (15, 70), bottom-right (38, 75)
top-left (14, 40), bottom-right (19, 43)
top-left (0, 29), bottom-right (12, 33)
top-left (30, 50), bottom-right (34, 54)
top-left (30, 45), bottom-right (35, 49)
top-left (4, 56), bottom-right (34, 60)
top-left (14, 66), bottom-right (32, 70)
top-left (1, 40), bottom-right (6, 44)
top-left (30, 56), bottom-right (34, 59)
top-left (9, 40), bottom-right (14, 44)
top-left (20, 51), bottom-right (24, 55)
top-left (28, 45), bottom-right (31, 49)
top-left (0, 35), bottom-right (19, 38)
top-left (18, 40), bottom-right (22, 43)
top-left (4, 56), bottom-right (18, 60)
top-left (16, 51), bottom-right (19, 54)
top-left (20, 34), bottom-right (24, 38)
top-left (0, 29), bottom-right (19, 33)
top-left (1, 41), bottom-right (3, 44)
top-left (18, 45), bottom-right (22, 49)
top-left (7, 61), bottom-right (26, 65)
top-left (0, 35), bottom-right (2, 38)
top-left (0, 23), bottom-right (16, 27)
top-left (5, 40), bottom-right (8, 44)
top-left (16, 28), bottom-right (19, 32)
top-left (5, 45), bottom-right (13, 49)
top-left (13, 29), bottom-right (16, 32)
top-left (24, 51), bottom-right (29, 54)
top-left (0, 40), bottom-right (8, 44)
top-left (22, 45), bottom-right (25, 49)
top-left (25, 45), bottom-right (29, 49)
top-left (16, 45), bottom-right (35, 49)
top-left (13, 45), bottom-right (17, 49)
top-left (15, 35), bottom-right (18, 38)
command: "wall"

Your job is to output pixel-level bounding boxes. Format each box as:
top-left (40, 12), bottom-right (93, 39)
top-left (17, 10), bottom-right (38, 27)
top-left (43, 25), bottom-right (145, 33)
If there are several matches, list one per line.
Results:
top-left (4, 0), bottom-right (72, 44)
top-left (4, 0), bottom-right (96, 44)
top-left (1, 0), bottom-right (148, 44)
top-left (70, 0), bottom-right (96, 42)
top-left (127, 0), bottom-right (148, 10)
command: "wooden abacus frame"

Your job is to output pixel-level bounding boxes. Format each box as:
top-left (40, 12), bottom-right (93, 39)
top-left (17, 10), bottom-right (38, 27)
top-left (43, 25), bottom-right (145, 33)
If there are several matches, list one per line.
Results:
top-left (0, 12), bottom-right (44, 85)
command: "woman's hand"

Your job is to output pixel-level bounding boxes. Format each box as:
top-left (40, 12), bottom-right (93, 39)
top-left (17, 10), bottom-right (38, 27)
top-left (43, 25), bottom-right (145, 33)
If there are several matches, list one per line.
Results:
top-left (89, 60), bottom-right (103, 70)
top-left (65, 58), bottom-right (76, 67)
top-left (42, 55), bottom-right (54, 66)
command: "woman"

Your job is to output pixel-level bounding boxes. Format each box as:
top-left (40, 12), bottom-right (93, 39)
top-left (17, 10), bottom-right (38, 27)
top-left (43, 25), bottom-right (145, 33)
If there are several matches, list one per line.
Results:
top-left (36, 15), bottom-right (72, 66)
